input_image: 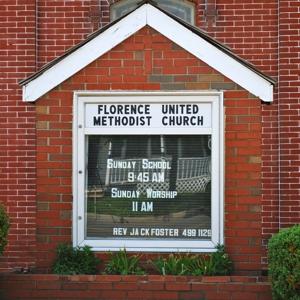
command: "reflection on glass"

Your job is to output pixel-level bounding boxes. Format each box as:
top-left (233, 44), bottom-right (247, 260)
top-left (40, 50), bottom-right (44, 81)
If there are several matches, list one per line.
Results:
top-left (86, 135), bottom-right (211, 240)
top-left (110, 0), bottom-right (195, 25)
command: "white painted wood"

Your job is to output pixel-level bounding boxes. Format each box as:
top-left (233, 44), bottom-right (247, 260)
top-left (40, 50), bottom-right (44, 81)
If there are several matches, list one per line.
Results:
top-left (22, 6), bottom-right (147, 102)
top-left (72, 94), bottom-right (79, 247)
top-left (210, 95), bottom-right (221, 246)
top-left (84, 127), bottom-right (212, 135)
top-left (73, 94), bottom-right (86, 246)
top-left (73, 91), bottom-right (224, 252)
top-left (79, 239), bottom-right (217, 253)
top-left (22, 3), bottom-right (273, 102)
top-left (219, 93), bottom-right (224, 245)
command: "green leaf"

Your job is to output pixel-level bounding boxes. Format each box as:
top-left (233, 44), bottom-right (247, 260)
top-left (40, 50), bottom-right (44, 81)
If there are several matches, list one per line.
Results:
top-left (104, 249), bottom-right (146, 275)
top-left (152, 245), bottom-right (232, 276)
top-left (0, 204), bottom-right (9, 256)
top-left (268, 225), bottom-right (300, 300)
top-left (52, 244), bottom-right (100, 275)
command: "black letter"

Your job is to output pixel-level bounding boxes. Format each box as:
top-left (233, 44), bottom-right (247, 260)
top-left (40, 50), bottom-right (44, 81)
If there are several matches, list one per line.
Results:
top-left (161, 105), bottom-right (168, 114)
top-left (198, 116), bottom-right (204, 126)
top-left (98, 105), bottom-right (104, 114)
top-left (162, 116), bottom-right (168, 125)
top-left (93, 116), bottom-right (101, 126)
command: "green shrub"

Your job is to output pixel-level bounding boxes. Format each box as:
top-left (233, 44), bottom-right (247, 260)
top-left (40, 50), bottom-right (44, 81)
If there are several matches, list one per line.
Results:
top-left (187, 245), bottom-right (233, 276)
top-left (268, 225), bottom-right (300, 300)
top-left (152, 254), bottom-right (190, 275)
top-left (0, 204), bottom-right (9, 255)
top-left (104, 249), bottom-right (145, 275)
top-left (52, 244), bottom-right (100, 275)
top-left (153, 245), bottom-right (232, 276)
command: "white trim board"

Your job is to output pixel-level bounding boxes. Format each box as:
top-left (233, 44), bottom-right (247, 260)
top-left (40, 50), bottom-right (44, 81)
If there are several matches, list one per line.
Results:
top-left (22, 3), bottom-right (273, 102)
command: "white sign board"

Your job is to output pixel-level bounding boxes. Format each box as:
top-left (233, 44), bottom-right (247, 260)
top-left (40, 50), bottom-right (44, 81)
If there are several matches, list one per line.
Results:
top-left (74, 92), bottom-right (223, 252)
top-left (85, 103), bottom-right (212, 134)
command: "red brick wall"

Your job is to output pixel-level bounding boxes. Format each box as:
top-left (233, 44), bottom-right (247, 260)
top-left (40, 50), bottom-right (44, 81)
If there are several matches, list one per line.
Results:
top-left (0, 274), bottom-right (272, 300)
top-left (1, 0), bottom-right (299, 272)
top-left (34, 27), bottom-right (263, 273)
top-left (278, 0), bottom-right (300, 227)
top-left (33, 0), bottom-right (281, 266)
top-left (36, 1), bottom-right (279, 73)
top-left (202, 1), bottom-right (280, 255)
top-left (0, 0), bottom-right (37, 271)
top-left (37, 0), bottom-right (96, 67)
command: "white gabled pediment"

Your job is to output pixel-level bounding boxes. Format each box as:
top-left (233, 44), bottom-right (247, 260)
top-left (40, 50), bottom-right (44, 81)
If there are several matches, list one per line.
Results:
top-left (21, 3), bottom-right (274, 102)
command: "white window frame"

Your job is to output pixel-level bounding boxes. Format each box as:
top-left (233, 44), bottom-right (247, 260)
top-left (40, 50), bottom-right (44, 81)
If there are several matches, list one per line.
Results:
top-left (110, 0), bottom-right (195, 25)
top-left (73, 91), bottom-right (223, 252)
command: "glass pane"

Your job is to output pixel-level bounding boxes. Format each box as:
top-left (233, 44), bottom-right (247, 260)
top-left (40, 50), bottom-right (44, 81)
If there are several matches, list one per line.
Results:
top-left (86, 135), bottom-right (211, 241)
top-left (110, 0), bottom-right (195, 25)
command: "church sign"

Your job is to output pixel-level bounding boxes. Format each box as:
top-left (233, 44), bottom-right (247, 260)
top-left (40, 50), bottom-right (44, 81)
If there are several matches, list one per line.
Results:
top-left (85, 102), bottom-right (211, 133)
top-left (73, 92), bottom-right (223, 252)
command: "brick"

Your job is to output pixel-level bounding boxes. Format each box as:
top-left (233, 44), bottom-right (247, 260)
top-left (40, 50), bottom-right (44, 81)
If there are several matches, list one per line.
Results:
top-left (202, 276), bottom-right (231, 283)
top-left (149, 74), bottom-right (174, 82)
top-left (152, 291), bottom-right (179, 300)
top-left (224, 91), bottom-right (250, 98)
top-left (191, 282), bottom-right (217, 291)
top-left (113, 282), bottom-right (138, 290)
top-left (98, 290), bottom-right (126, 300)
top-left (95, 275), bottom-right (121, 282)
top-left (211, 82), bottom-right (237, 90)
top-left (165, 282), bottom-right (190, 291)
top-left (33, 289), bottom-right (99, 298)
top-left (36, 280), bottom-right (61, 290)
top-left (147, 275), bottom-right (169, 282)
top-left (204, 291), bottom-right (231, 300)
top-left (185, 82), bottom-right (210, 89)
top-left (245, 284), bottom-right (272, 292)
top-left (231, 292), bottom-right (258, 300)
top-left (160, 83), bottom-right (186, 90)
top-left (88, 282), bottom-right (113, 290)
top-left (127, 290), bottom-right (153, 299)
top-left (179, 291), bottom-right (205, 300)
top-left (138, 281), bottom-right (164, 290)
top-left (121, 275), bottom-right (146, 282)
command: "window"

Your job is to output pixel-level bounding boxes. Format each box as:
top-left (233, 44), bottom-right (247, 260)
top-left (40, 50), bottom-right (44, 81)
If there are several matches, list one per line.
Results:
top-left (110, 0), bottom-right (195, 25)
top-left (73, 92), bottom-right (223, 252)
